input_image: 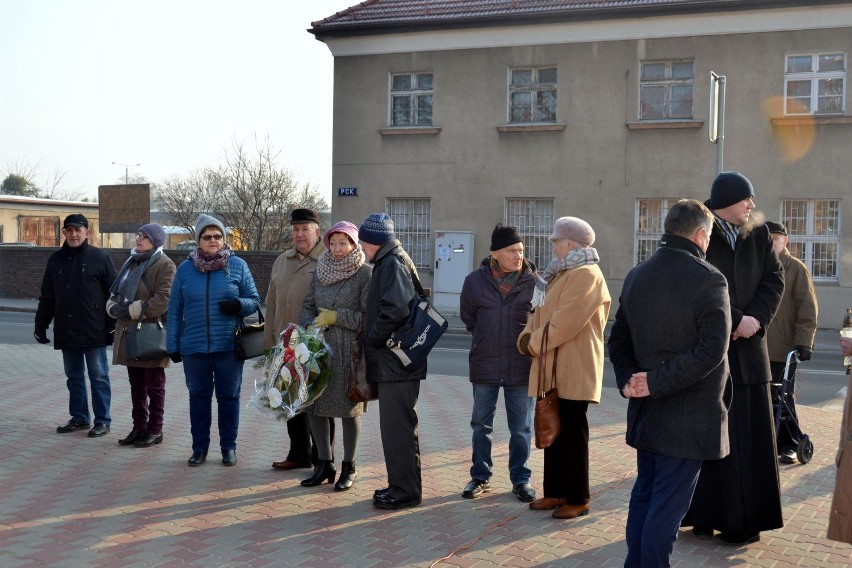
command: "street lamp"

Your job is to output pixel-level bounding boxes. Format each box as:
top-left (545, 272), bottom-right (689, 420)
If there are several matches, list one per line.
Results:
top-left (112, 161), bottom-right (141, 185)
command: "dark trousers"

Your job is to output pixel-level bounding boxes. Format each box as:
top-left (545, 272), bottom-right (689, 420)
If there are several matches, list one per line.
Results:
top-left (625, 450), bottom-right (702, 568)
top-left (182, 352), bottom-right (243, 452)
top-left (287, 413), bottom-right (335, 466)
top-left (770, 360), bottom-right (800, 452)
top-left (378, 380), bottom-right (422, 500)
top-left (127, 366), bottom-right (166, 435)
top-left (543, 399), bottom-right (589, 505)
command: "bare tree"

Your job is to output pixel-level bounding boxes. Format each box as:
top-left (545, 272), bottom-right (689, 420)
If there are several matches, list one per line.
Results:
top-left (154, 169), bottom-right (219, 234)
top-left (3, 159), bottom-right (81, 200)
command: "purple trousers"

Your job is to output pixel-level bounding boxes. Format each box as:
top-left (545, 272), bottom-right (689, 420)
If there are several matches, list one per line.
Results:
top-left (127, 366), bottom-right (166, 435)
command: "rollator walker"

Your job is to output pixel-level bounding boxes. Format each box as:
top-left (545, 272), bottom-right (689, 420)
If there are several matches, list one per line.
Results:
top-left (771, 349), bottom-right (813, 464)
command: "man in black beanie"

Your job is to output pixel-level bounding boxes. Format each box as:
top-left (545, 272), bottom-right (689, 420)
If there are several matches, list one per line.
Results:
top-left (682, 171), bottom-right (785, 545)
top-left (459, 225), bottom-right (544, 502)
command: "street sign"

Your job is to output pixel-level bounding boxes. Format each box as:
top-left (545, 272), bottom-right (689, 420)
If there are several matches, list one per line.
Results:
top-left (338, 187), bottom-right (358, 196)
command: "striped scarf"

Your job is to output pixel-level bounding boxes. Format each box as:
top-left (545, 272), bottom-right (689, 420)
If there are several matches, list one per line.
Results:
top-left (489, 258), bottom-right (520, 295)
top-left (713, 214), bottom-right (740, 249)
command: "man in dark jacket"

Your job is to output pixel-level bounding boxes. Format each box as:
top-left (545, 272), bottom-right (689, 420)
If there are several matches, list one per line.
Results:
top-left (459, 224), bottom-right (543, 502)
top-left (682, 171), bottom-right (785, 545)
top-left (35, 214), bottom-right (118, 437)
top-left (609, 199), bottom-right (732, 567)
top-left (359, 213), bottom-right (425, 510)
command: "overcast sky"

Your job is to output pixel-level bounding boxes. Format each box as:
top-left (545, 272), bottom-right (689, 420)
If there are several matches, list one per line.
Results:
top-left (0, 0), bottom-right (357, 202)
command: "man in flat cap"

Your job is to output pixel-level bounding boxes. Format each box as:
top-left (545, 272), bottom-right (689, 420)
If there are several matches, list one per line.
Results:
top-left (265, 208), bottom-right (334, 470)
top-left (459, 224), bottom-right (545, 503)
top-left (682, 171), bottom-right (785, 545)
top-left (764, 221), bottom-right (818, 464)
top-left (35, 214), bottom-right (118, 438)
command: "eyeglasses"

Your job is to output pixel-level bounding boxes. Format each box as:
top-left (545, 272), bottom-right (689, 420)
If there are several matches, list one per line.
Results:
top-left (201, 234), bottom-right (224, 241)
top-left (135, 233), bottom-right (149, 240)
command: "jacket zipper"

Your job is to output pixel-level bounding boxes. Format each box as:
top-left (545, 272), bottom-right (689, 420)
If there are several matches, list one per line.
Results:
top-left (206, 272), bottom-right (211, 350)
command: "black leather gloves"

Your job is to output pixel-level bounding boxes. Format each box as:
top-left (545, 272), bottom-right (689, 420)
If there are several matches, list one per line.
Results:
top-left (794, 345), bottom-right (813, 361)
top-left (218, 299), bottom-right (242, 316)
top-left (34, 327), bottom-right (50, 344)
top-left (111, 303), bottom-right (131, 319)
top-left (169, 352), bottom-right (183, 364)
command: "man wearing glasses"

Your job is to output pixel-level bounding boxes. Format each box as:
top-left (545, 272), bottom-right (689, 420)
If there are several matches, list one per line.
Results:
top-left (35, 214), bottom-right (118, 438)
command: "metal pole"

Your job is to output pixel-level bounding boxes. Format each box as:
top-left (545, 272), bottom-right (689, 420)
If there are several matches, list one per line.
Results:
top-left (716, 76), bottom-right (726, 174)
top-left (125, 166), bottom-right (129, 185)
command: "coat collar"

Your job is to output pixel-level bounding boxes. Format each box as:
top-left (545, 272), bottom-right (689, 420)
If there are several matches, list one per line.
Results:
top-left (284, 240), bottom-right (324, 261)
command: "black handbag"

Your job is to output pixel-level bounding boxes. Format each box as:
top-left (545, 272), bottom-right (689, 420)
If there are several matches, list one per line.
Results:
top-left (234, 305), bottom-right (265, 361)
top-left (385, 269), bottom-right (448, 369)
top-left (124, 317), bottom-right (168, 362)
top-left (347, 313), bottom-right (377, 403)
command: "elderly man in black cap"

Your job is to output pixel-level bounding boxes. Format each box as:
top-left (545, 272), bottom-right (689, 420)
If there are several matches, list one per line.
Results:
top-left (35, 214), bottom-right (118, 437)
top-left (764, 221), bottom-right (818, 464)
top-left (265, 208), bottom-right (334, 470)
top-left (681, 171), bottom-right (785, 546)
top-left (459, 224), bottom-right (544, 502)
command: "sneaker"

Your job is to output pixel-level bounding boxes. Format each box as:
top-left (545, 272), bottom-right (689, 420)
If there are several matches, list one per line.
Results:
top-left (461, 478), bottom-right (491, 499)
top-left (778, 449), bottom-right (796, 464)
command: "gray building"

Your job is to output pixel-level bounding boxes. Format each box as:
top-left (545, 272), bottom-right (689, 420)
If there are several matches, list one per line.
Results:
top-left (310, 0), bottom-right (852, 325)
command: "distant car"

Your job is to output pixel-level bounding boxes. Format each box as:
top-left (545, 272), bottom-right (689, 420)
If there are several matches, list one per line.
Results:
top-left (0, 242), bottom-right (37, 247)
top-left (175, 240), bottom-right (196, 250)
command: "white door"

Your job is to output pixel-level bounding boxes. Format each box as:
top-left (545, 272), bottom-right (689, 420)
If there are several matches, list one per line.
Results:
top-left (432, 231), bottom-right (475, 316)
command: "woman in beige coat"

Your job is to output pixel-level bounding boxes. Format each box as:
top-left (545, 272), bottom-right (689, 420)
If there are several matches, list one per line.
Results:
top-left (519, 217), bottom-right (611, 520)
top-left (107, 224), bottom-right (176, 448)
top-left (829, 338), bottom-right (852, 544)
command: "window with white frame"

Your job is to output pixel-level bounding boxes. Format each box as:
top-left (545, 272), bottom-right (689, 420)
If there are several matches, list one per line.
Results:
top-left (640, 60), bottom-right (694, 120)
top-left (504, 198), bottom-right (555, 269)
top-left (634, 199), bottom-right (679, 264)
top-left (781, 199), bottom-right (840, 281)
top-left (785, 52), bottom-right (846, 115)
top-left (386, 198), bottom-right (431, 270)
top-left (508, 67), bottom-right (557, 123)
top-left (390, 72), bottom-right (433, 127)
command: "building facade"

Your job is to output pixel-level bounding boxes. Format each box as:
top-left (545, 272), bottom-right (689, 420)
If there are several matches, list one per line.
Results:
top-left (310, 0), bottom-right (852, 324)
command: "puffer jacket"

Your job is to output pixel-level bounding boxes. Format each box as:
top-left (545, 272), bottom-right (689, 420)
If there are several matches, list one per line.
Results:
top-left (460, 257), bottom-right (537, 386)
top-left (166, 254), bottom-right (260, 355)
top-left (363, 239), bottom-right (427, 383)
top-left (35, 240), bottom-right (117, 349)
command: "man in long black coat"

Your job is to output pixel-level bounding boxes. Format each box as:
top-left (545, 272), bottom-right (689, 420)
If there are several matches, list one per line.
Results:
top-left (609, 199), bottom-right (732, 567)
top-left (681, 171), bottom-right (785, 545)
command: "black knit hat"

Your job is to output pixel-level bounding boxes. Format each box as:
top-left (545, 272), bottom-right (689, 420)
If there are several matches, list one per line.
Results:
top-left (705, 171), bottom-right (755, 210)
top-left (765, 221), bottom-right (788, 236)
top-left (490, 224), bottom-right (522, 251)
top-left (290, 208), bottom-right (321, 225)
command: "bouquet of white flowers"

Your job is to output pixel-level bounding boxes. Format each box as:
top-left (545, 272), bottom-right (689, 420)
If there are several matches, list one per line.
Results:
top-left (247, 324), bottom-right (332, 420)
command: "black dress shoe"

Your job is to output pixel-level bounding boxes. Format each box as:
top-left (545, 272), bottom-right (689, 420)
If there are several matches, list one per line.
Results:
top-left (87, 424), bottom-right (110, 438)
top-left (56, 420), bottom-right (90, 433)
top-left (716, 532), bottom-right (760, 546)
top-left (188, 451), bottom-right (208, 466)
top-left (134, 432), bottom-right (163, 448)
top-left (462, 478), bottom-right (491, 499)
top-left (512, 483), bottom-right (536, 502)
top-left (374, 487), bottom-right (390, 498)
top-left (119, 429), bottom-right (143, 445)
top-left (373, 493), bottom-right (422, 510)
top-left (692, 526), bottom-right (714, 540)
top-left (222, 449), bottom-right (237, 466)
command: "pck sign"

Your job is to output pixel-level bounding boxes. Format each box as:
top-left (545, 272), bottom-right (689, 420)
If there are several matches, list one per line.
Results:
top-left (338, 187), bottom-right (358, 197)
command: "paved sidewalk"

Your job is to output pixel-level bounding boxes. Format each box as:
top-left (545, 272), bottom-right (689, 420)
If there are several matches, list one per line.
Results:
top-left (1, 340), bottom-right (851, 567)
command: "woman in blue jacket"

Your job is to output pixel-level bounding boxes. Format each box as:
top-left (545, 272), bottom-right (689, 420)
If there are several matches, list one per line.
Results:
top-left (167, 214), bottom-right (260, 467)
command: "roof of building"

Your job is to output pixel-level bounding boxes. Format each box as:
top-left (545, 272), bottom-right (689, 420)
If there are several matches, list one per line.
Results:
top-left (309, 0), bottom-right (846, 36)
top-left (0, 195), bottom-right (99, 208)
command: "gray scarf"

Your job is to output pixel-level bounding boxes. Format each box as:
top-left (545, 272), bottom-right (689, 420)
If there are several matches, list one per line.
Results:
top-left (543, 247), bottom-right (600, 283)
top-left (110, 247), bottom-right (162, 304)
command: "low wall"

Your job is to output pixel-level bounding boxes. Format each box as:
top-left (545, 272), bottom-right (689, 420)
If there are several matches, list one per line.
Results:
top-left (0, 247), bottom-right (281, 301)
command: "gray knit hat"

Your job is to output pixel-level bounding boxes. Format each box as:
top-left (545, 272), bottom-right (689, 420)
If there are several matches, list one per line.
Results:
top-left (195, 214), bottom-right (226, 242)
top-left (138, 223), bottom-right (166, 249)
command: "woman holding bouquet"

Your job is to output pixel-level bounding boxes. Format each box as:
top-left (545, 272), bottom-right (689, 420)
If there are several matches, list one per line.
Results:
top-left (299, 220), bottom-right (372, 490)
top-left (167, 214), bottom-right (260, 467)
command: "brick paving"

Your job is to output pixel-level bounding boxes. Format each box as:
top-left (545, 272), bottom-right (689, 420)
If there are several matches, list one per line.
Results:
top-left (1, 339), bottom-right (851, 567)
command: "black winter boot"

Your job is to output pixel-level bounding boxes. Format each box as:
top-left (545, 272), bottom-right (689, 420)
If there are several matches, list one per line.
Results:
top-left (300, 460), bottom-right (336, 487)
top-left (334, 461), bottom-right (357, 491)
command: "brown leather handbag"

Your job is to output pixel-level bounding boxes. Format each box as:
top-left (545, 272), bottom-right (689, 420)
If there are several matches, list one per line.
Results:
top-left (534, 323), bottom-right (560, 449)
top-left (347, 313), bottom-right (377, 403)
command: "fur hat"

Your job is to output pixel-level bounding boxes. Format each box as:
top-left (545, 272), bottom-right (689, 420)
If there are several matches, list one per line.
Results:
top-left (549, 216), bottom-right (596, 247)
top-left (359, 213), bottom-right (395, 246)
top-left (490, 224), bottom-right (523, 251)
top-left (195, 214), bottom-right (226, 242)
top-left (290, 208), bottom-right (321, 225)
top-left (323, 221), bottom-right (360, 249)
top-left (765, 221), bottom-right (788, 236)
top-left (705, 171), bottom-right (755, 210)
top-left (138, 223), bottom-right (166, 249)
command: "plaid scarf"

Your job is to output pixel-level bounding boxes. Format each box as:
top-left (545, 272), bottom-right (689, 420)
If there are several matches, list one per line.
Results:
top-left (490, 258), bottom-right (521, 296)
top-left (316, 245), bottom-right (366, 286)
top-left (190, 243), bottom-right (232, 273)
top-left (543, 247), bottom-right (600, 283)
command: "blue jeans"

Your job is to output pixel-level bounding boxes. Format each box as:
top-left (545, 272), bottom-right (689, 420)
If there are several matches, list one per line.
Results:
top-left (182, 352), bottom-right (244, 452)
top-left (62, 347), bottom-right (111, 425)
top-left (470, 383), bottom-right (533, 485)
top-left (625, 450), bottom-right (703, 568)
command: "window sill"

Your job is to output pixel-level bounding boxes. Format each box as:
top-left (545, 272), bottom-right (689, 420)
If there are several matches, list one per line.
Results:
top-left (496, 123), bottom-right (566, 133)
top-left (379, 127), bottom-right (441, 136)
top-left (626, 120), bottom-right (704, 130)
top-left (771, 116), bottom-right (852, 126)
